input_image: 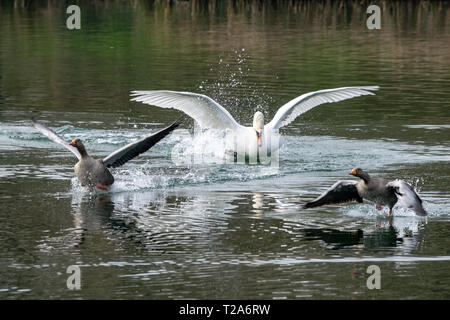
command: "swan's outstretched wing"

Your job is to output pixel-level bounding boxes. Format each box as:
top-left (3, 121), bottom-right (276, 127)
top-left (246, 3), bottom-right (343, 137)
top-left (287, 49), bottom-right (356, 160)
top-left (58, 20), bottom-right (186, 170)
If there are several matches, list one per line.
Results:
top-left (130, 90), bottom-right (243, 130)
top-left (303, 180), bottom-right (363, 208)
top-left (32, 118), bottom-right (81, 159)
top-left (387, 180), bottom-right (427, 216)
top-left (103, 119), bottom-right (180, 168)
top-left (267, 86), bottom-right (379, 130)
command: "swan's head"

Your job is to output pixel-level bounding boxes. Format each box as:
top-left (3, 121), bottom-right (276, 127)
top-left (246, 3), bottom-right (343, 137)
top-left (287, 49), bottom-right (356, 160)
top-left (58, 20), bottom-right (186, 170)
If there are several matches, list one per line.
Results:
top-left (253, 112), bottom-right (264, 146)
top-left (253, 111), bottom-right (264, 130)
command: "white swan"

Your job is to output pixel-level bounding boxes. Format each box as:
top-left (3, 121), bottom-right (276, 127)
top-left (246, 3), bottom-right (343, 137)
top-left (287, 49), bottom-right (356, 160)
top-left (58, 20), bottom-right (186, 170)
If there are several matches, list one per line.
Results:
top-left (130, 86), bottom-right (379, 161)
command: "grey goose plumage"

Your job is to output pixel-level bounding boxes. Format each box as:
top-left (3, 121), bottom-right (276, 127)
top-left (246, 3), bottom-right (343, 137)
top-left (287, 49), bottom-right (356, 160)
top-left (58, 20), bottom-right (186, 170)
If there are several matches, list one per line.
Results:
top-left (304, 168), bottom-right (427, 216)
top-left (32, 118), bottom-right (180, 191)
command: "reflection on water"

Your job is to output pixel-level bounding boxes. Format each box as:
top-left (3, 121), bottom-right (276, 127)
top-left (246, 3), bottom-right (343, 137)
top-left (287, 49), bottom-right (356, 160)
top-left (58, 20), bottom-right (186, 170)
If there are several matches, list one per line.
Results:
top-left (252, 192), bottom-right (264, 215)
top-left (77, 195), bottom-right (115, 231)
top-left (303, 228), bottom-right (364, 250)
top-left (0, 0), bottom-right (449, 299)
top-left (52, 190), bottom-right (429, 256)
top-left (26, 189), bottom-right (436, 299)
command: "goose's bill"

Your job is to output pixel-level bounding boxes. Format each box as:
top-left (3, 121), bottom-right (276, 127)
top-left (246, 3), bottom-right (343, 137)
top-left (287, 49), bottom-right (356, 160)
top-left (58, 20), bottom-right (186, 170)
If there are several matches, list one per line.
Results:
top-left (68, 139), bottom-right (77, 146)
top-left (349, 168), bottom-right (357, 176)
top-left (255, 132), bottom-right (262, 146)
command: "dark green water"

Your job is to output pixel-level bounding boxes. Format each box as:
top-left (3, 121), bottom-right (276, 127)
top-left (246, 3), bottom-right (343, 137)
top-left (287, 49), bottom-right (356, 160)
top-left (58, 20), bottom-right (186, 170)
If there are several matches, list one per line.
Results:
top-left (0, 1), bottom-right (449, 299)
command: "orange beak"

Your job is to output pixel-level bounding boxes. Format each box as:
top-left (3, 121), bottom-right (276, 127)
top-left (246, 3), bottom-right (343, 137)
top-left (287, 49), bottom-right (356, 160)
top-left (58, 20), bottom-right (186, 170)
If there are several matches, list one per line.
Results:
top-left (256, 134), bottom-right (262, 147)
top-left (69, 139), bottom-right (77, 146)
top-left (349, 168), bottom-right (357, 176)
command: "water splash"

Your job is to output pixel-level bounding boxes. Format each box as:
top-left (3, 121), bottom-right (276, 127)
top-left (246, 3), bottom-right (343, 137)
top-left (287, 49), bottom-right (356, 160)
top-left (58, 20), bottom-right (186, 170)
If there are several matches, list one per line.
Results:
top-left (198, 49), bottom-right (275, 124)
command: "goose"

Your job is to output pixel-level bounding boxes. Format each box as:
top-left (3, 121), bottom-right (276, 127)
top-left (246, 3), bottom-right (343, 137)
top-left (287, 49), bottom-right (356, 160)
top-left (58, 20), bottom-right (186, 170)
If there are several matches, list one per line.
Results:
top-left (130, 86), bottom-right (379, 159)
top-left (32, 118), bottom-right (180, 191)
top-left (303, 168), bottom-right (427, 216)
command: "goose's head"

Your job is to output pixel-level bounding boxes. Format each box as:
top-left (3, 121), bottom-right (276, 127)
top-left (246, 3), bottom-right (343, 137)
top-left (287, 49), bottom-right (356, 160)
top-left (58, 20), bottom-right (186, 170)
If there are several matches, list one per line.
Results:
top-left (349, 168), bottom-right (370, 182)
top-left (253, 111), bottom-right (264, 147)
top-left (386, 180), bottom-right (402, 196)
top-left (69, 138), bottom-right (87, 155)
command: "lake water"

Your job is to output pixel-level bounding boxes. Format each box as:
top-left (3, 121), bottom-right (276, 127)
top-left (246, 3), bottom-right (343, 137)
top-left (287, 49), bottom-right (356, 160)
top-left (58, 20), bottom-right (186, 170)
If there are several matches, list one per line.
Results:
top-left (0, 0), bottom-right (449, 299)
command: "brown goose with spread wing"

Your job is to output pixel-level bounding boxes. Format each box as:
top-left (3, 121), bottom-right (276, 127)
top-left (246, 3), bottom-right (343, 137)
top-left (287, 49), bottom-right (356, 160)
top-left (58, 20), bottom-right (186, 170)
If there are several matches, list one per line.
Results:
top-left (304, 168), bottom-right (427, 216)
top-left (32, 118), bottom-right (180, 191)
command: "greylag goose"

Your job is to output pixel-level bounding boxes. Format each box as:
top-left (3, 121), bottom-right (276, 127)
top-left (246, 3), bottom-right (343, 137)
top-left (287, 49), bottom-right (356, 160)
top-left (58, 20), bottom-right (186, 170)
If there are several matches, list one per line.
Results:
top-left (32, 118), bottom-right (180, 191)
top-left (130, 86), bottom-right (379, 158)
top-left (303, 168), bottom-right (427, 216)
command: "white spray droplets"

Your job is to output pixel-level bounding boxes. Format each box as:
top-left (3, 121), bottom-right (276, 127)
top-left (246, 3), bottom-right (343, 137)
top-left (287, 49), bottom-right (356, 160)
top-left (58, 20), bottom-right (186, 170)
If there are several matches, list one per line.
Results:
top-left (198, 49), bottom-right (275, 124)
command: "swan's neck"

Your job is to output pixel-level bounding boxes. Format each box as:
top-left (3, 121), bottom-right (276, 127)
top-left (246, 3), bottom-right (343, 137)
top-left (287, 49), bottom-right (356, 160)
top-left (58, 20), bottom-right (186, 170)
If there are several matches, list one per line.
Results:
top-left (253, 126), bottom-right (263, 133)
top-left (253, 112), bottom-right (264, 132)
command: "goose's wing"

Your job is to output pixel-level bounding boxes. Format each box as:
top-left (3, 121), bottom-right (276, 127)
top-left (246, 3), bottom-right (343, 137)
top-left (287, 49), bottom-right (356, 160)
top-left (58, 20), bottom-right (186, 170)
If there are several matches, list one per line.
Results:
top-left (267, 86), bottom-right (379, 130)
top-left (32, 118), bottom-right (81, 159)
top-left (304, 180), bottom-right (363, 208)
top-left (387, 180), bottom-right (427, 216)
top-left (130, 90), bottom-right (243, 130)
top-left (103, 119), bottom-right (180, 168)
